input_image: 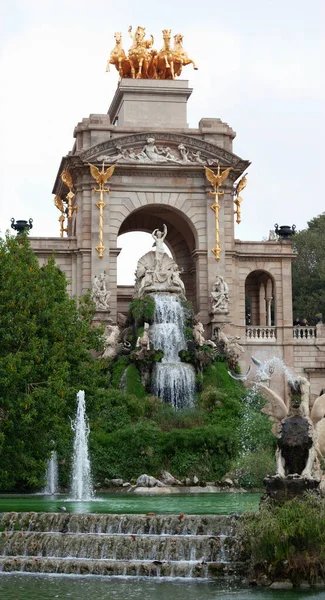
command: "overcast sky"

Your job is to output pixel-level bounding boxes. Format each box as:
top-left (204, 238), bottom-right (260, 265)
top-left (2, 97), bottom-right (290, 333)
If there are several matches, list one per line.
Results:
top-left (1, 0), bottom-right (324, 283)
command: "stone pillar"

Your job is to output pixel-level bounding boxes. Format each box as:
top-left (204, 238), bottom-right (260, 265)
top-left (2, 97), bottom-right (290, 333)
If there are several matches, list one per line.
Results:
top-left (108, 247), bottom-right (121, 323)
top-left (259, 282), bottom-right (266, 326)
top-left (192, 249), bottom-right (209, 321)
top-left (266, 297), bottom-right (272, 327)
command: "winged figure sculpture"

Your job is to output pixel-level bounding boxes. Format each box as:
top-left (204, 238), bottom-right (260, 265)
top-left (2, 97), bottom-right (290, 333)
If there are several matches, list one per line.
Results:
top-left (88, 163), bottom-right (116, 188)
top-left (205, 166), bottom-right (232, 191)
top-left (61, 169), bottom-right (74, 191)
top-left (54, 195), bottom-right (65, 213)
top-left (235, 174), bottom-right (247, 197)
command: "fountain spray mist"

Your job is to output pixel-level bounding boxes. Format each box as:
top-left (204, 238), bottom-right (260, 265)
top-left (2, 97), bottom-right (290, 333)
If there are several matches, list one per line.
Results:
top-left (70, 390), bottom-right (94, 500)
top-left (43, 450), bottom-right (59, 495)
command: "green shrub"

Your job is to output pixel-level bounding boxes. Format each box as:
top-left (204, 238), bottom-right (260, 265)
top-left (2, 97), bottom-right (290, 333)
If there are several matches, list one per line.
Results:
top-left (243, 493), bottom-right (325, 566)
top-left (111, 355), bottom-right (129, 389)
top-left (125, 364), bottom-right (146, 398)
top-left (162, 425), bottom-right (239, 479)
top-left (91, 421), bottom-right (163, 480)
top-left (128, 296), bottom-right (155, 326)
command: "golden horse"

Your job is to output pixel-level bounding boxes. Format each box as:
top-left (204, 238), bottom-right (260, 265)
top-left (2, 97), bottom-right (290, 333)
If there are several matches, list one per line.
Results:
top-left (173, 33), bottom-right (198, 77)
top-left (128, 25), bottom-right (154, 79)
top-left (155, 29), bottom-right (175, 80)
top-left (106, 32), bottom-right (131, 78)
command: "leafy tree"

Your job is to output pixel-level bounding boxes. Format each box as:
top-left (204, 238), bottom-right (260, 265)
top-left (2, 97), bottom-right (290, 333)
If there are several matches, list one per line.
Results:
top-left (292, 213), bottom-right (325, 323)
top-left (0, 234), bottom-right (105, 491)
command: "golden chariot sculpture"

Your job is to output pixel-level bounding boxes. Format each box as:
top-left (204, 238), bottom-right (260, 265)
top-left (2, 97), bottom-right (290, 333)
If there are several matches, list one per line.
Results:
top-left (106, 26), bottom-right (198, 80)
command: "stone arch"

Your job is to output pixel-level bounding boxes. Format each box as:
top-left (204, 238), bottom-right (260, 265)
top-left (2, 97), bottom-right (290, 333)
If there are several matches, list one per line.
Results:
top-left (245, 270), bottom-right (276, 327)
top-left (115, 203), bottom-right (199, 309)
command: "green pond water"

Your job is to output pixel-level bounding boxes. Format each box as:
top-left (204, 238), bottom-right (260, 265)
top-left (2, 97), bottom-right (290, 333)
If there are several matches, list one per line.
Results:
top-left (0, 492), bottom-right (260, 515)
top-left (0, 575), bottom-right (324, 600)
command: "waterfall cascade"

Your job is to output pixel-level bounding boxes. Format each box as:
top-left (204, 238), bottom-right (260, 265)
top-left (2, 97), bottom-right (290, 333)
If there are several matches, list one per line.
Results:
top-left (43, 451), bottom-right (59, 495)
top-left (0, 512), bottom-right (246, 579)
top-left (70, 391), bottom-right (94, 500)
top-left (151, 294), bottom-right (195, 409)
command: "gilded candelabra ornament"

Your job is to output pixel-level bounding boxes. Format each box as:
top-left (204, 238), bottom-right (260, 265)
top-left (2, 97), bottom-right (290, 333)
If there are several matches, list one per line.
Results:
top-left (89, 162), bottom-right (116, 259)
top-left (106, 27), bottom-right (197, 80)
top-left (60, 170), bottom-right (77, 220)
top-left (233, 174), bottom-right (247, 225)
top-left (205, 166), bottom-right (232, 260)
top-left (54, 195), bottom-right (67, 237)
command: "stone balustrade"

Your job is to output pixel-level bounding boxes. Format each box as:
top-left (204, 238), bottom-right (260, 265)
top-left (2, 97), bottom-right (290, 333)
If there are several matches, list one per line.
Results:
top-left (292, 326), bottom-right (316, 340)
top-left (246, 326), bottom-right (277, 341)
top-left (245, 325), bottom-right (320, 343)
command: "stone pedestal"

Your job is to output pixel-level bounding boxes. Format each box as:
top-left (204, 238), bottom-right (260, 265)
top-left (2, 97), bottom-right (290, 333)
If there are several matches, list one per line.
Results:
top-left (108, 79), bottom-right (192, 128)
top-left (209, 315), bottom-right (232, 342)
top-left (92, 310), bottom-right (112, 328)
top-left (263, 475), bottom-right (320, 502)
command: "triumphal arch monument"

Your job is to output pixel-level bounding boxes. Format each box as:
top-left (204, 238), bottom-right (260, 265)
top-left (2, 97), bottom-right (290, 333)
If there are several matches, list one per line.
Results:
top-left (30, 26), bottom-right (325, 397)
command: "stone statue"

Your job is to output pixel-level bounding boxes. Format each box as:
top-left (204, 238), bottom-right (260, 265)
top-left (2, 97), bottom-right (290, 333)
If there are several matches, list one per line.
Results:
top-left (134, 250), bottom-right (185, 298)
top-left (138, 138), bottom-right (176, 163)
top-left (178, 143), bottom-right (191, 163)
top-left (102, 320), bottom-right (131, 359)
top-left (258, 377), bottom-right (325, 496)
top-left (152, 224), bottom-right (168, 270)
top-left (102, 324), bottom-right (120, 358)
top-left (94, 141), bottom-right (222, 166)
top-left (92, 272), bottom-right (111, 311)
top-left (167, 264), bottom-right (186, 295)
top-left (193, 317), bottom-right (216, 348)
top-left (216, 325), bottom-right (244, 357)
top-left (211, 275), bottom-right (229, 315)
top-left (136, 322), bottom-right (151, 352)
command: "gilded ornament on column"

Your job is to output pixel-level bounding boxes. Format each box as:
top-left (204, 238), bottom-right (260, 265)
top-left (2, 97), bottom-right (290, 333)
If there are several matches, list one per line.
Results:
top-left (89, 162), bottom-right (116, 259)
top-left (60, 170), bottom-right (77, 220)
top-left (54, 195), bottom-right (67, 237)
top-left (233, 174), bottom-right (247, 225)
top-left (204, 166), bottom-right (232, 261)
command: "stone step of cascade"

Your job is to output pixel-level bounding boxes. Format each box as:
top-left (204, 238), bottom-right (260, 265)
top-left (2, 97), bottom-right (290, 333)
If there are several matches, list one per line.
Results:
top-left (0, 513), bottom-right (247, 579)
top-left (0, 512), bottom-right (239, 536)
top-left (1, 531), bottom-right (239, 563)
top-left (0, 557), bottom-right (248, 579)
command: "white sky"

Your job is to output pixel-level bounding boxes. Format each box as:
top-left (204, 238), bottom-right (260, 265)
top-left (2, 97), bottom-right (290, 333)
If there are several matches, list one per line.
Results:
top-left (1, 0), bottom-right (324, 283)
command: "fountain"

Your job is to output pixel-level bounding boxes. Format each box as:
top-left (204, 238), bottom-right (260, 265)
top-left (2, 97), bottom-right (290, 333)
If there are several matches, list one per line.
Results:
top-left (151, 293), bottom-right (195, 409)
top-left (43, 450), bottom-right (59, 495)
top-left (70, 390), bottom-right (94, 500)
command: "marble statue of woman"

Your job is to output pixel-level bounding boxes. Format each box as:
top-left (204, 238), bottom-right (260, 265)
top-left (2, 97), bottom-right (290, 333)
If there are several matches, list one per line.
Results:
top-left (152, 224), bottom-right (167, 271)
top-left (138, 137), bottom-right (169, 162)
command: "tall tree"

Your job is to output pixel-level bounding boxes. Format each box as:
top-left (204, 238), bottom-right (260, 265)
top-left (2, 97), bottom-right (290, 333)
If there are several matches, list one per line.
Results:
top-left (292, 213), bottom-right (325, 324)
top-left (0, 234), bottom-right (105, 491)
